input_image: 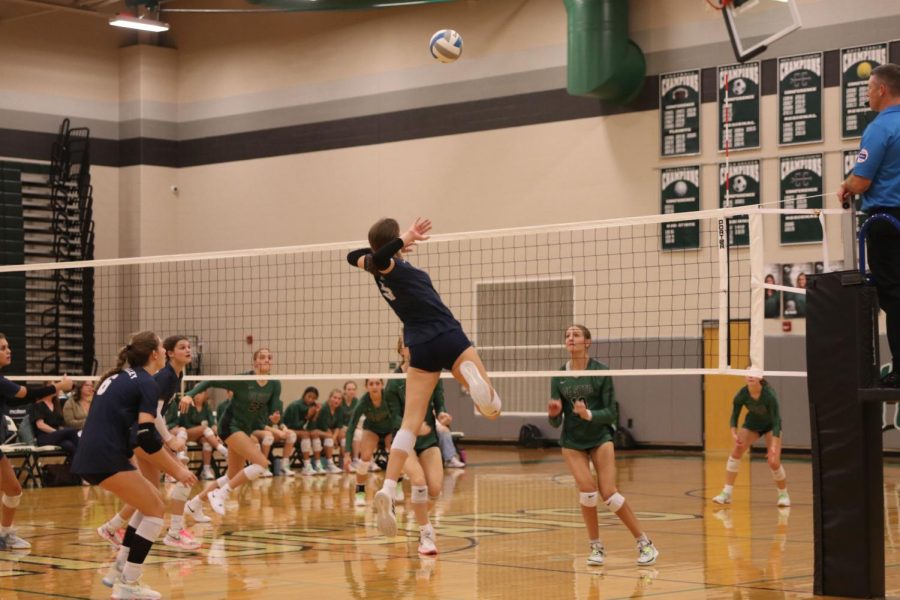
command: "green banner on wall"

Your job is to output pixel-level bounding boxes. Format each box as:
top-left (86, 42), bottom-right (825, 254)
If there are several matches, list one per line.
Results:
top-left (718, 62), bottom-right (760, 152)
top-left (719, 160), bottom-right (760, 247)
top-left (660, 70), bottom-right (701, 157)
top-left (780, 154), bottom-right (823, 244)
top-left (661, 166), bottom-right (700, 250)
top-left (841, 43), bottom-right (887, 139)
top-left (778, 53), bottom-right (823, 146)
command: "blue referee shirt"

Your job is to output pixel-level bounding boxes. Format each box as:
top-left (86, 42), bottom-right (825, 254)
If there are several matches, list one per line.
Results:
top-left (855, 104), bottom-right (900, 211)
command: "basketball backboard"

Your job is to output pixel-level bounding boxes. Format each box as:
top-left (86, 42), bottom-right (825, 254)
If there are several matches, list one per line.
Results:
top-left (723, 0), bottom-right (802, 63)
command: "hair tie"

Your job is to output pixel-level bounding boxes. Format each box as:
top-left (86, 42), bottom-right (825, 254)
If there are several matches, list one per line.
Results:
top-left (125, 344), bottom-right (133, 351)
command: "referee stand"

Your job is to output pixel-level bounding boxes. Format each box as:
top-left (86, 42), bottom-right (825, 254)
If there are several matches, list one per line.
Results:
top-left (806, 213), bottom-right (900, 598)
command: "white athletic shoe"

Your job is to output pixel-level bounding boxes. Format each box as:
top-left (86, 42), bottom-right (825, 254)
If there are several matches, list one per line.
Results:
top-left (185, 499), bottom-right (213, 523)
top-left (97, 525), bottom-right (123, 547)
top-left (712, 490), bottom-right (732, 505)
top-left (163, 529), bottom-right (201, 551)
top-left (373, 489), bottom-right (397, 537)
top-left (586, 542), bottom-right (605, 566)
top-left (394, 486), bottom-right (405, 502)
top-left (314, 463), bottom-right (326, 476)
top-left (777, 491), bottom-right (791, 507)
top-left (282, 465), bottom-right (295, 477)
top-left (207, 488), bottom-right (229, 516)
top-left (0, 531), bottom-right (31, 550)
top-left (325, 462), bottom-right (342, 474)
top-left (637, 540), bottom-right (659, 566)
top-left (354, 491), bottom-right (367, 507)
top-left (368, 462), bottom-right (381, 472)
top-left (102, 561), bottom-right (123, 587)
top-left (418, 527), bottom-right (438, 556)
top-left (111, 576), bottom-right (162, 599)
top-left (445, 456), bottom-right (465, 469)
top-left (261, 469), bottom-right (274, 478)
top-left (301, 463), bottom-right (315, 477)
top-left (460, 361), bottom-right (500, 418)
top-left (350, 458), bottom-right (360, 470)
top-left (201, 466), bottom-right (215, 481)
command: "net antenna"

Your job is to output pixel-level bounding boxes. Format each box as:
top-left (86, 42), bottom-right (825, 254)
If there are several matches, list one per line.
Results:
top-left (718, 0), bottom-right (802, 63)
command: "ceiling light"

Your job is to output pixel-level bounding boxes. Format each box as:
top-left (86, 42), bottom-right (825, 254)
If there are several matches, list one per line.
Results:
top-left (108, 13), bottom-right (169, 33)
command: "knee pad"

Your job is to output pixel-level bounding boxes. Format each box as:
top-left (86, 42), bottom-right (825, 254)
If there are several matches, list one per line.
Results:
top-left (726, 457), bottom-right (741, 473)
top-left (286, 431), bottom-right (297, 444)
top-left (356, 461), bottom-right (370, 476)
top-left (129, 511), bottom-right (144, 529)
top-left (203, 427), bottom-right (215, 439)
top-left (771, 465), bottom-right (786, 481)
top-left (428, 494), bottom-right (441, 502)
top-left (604, 492), bottom-right (625, 513)
top-left (176, 429), bottom-right (188, 440)
top-left (353, 428), bottom-right (363, 443)
top-left (323, 437), bottom-right (334, 448)
top-left (136, 515), bottom-right (164, 543)
top-left (312, 438), bottom-right (322, 452)
top-left (262, 434), bottom-right (274, 447)
top-left (391, 428), bottom-right (416, 454)
top-left (170, 482), bottom-right (191, 502)
top-left (243, 463), bottom-right (266, 481)
top-left (202, 442), bottom-right (213, 452)
top-left (579, 490), bottom-right (599, 508)
top-left (1, 493), bottom-right (21, 509)
top-left (300, 438), bottom-right (312, 454)
top-left (217, 475), bottom-right (230, 488)
top-left (411, 485), bottom-right (428, 504)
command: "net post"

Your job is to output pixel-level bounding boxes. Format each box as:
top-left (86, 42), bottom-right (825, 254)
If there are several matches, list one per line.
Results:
top-left (748, 212), bottom-right (764, 371)
top-left (717, 215), bottom-right (729, 370)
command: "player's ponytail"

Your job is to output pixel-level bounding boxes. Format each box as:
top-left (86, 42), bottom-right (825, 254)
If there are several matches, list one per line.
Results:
top-left (99, 331), bottom-right (160, 385)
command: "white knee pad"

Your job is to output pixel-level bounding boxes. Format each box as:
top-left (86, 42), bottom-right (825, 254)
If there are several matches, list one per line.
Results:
top-left (286, 431), bottom-right (297, 444)
top-left (129, 511), bottom-right (144, 529)
top-left (1, 493), bottom-right (21, 509)
top-left (579, 490), bottom-right (599, 508)
top-left (135, 515), bottom-right (164, 543)
top-left (726, 457), bottom-right (741, 473)
top-left (170, 482), bottom-right (191, 502)
top-left (391, 428), bottom-right (416, 454)
top-left (604, 492), bottom-right (625, 513)
top-left (411, 485), bottom-right (428, 504)
top-left (353, 428), bottom-right (363, 443)
top-left (323, 437), bottom-right (334, 448)
top-left (217, 475), bottom-right (230, 488)
top-left (771, 465), bottom-right (786, 481)
top-left (243, 463), bottom-right (266, 481)
top-left (300, 438), bottom-right (312, 454)
top-left (176, 429), bottom-right (188, 440)
top-left (312, 438), bottom-right (322, 452)
top-left (202, 442), bottom-right (213, 452)
top-left (203, 427), bottom-right (215, 439)
top-left (262, 434), bottom-right (274, 447)
top-left (356, 461), bottom-right (370, 476)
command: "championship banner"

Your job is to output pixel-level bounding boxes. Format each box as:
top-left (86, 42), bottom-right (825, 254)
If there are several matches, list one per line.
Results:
top-left (660, 70), bottom-right (701, 157)
top-left (719, 159), bottom-right (760, 247)
top-left (661, 166), bottom-right (700, 250)
top-left (841, 43), bottom-right (888, 139)
top-left (780, 154), bottom-right (823, 244)
top-left (718, 62), bottom-right (760, 152)
top-left (778, 53), bottom-right (823, 145)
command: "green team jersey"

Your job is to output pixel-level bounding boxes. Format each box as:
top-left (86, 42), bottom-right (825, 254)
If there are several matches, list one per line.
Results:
top-left (315, 403), bottom-right (344, 431)
top-left (337, 397), bottom-right (359, 428)
top-left (344, 392), bottom-right (395, 449)
top-left (384, 370), bottom-right (445, 450)
top-left (283, 400), bottom-right (318, 430)
top-left (166, 400), bottom-right (216, 430)
top-left (185, 371), bottom-right (281, 435)
top-left (549, 359), bottom-right (617, 450)
top-left (216, 398), bottom-right (231, 425)
top-left (730, 385), bottom-right (782, 436)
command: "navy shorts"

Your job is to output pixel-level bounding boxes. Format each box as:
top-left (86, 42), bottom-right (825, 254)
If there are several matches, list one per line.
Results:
top-left (80, 465), bottom-right (135, 486)
top-left (409, 328), bottom-right (472, 373)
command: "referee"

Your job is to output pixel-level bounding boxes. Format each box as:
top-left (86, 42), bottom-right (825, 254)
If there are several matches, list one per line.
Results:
top-left (838, 63), bottom-right (900, 388)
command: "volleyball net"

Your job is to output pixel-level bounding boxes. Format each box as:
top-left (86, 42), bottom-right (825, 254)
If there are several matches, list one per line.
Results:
top-left (0, 206), bottom-right (845, 389)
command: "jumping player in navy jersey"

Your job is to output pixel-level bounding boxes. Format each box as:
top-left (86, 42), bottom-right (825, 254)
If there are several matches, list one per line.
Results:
top-left (347, 217), bottom-right (501, 537)
top-left (72, 331), bottom-right (197, 600)
top-left (0, 333), bottom-right (71, 550)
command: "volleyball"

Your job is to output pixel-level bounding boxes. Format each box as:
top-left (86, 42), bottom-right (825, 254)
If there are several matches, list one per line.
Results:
top-left (857, 61), bottom-right (872, 79)
top-left (674, 180), bottom-right (688, 196)
top-left (429, 29), bottom-right (463, 63)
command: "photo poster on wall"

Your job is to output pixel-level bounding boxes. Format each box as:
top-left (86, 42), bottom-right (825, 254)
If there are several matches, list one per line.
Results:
top-left (660, 69), bottom-right (701, 157)
top-left (719, 159), bottom-right (760, 247)
top-left (780, 154), bottom-right (823, 244)
top-left (718, 62), bottom-right (761, 152)
top-left (660, 166), bottom-right (700, 251)
top-left (764, 264), bottom-right (782, 319)
top-left (782, 262), bottom-right (813, 319)
top-left (778, 52), bottom-right (823, 145)
top-left (841, 42), bottom-right (888, 139)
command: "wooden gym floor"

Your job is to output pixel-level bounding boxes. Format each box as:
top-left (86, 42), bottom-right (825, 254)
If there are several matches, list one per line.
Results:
top-left (0, 446), bottom-right (898, 599)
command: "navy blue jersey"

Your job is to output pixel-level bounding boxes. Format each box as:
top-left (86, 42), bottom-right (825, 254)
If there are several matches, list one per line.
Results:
top-left (72, 368), bottom-right (159, 474)
top-left (154, 364), bottom-right (182, 417)
top-left (0, 375), bottom-right (22, 445)
top-left (375, 259), bottom-right (461, 346)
